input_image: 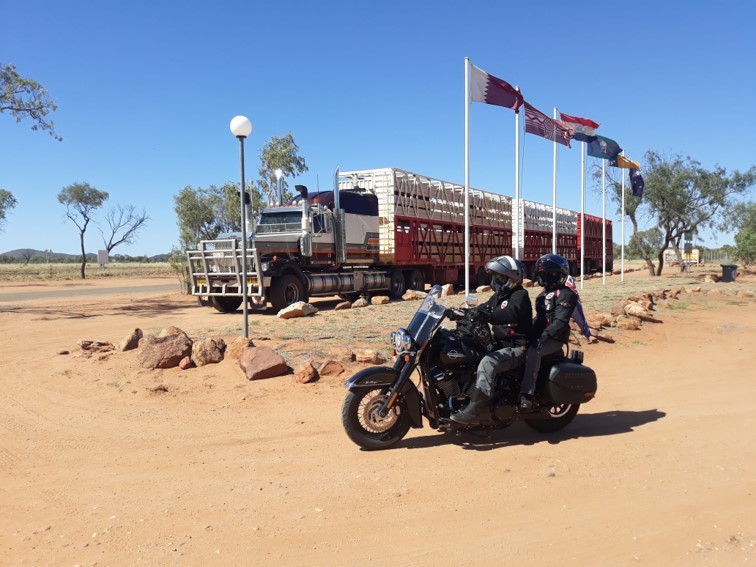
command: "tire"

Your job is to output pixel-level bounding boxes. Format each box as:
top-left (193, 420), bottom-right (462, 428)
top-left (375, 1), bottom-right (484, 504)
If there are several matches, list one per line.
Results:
top-left (269, 274), bottom-right (306, 311)
top-left (387, 270), bottom-right (406, 300)
top-left (341, 387), bottom-right (411, 450)
top-left (210, 296), bottom-right (243, 313)
top-left (523, 403), bottom-right (579, 433)
top-left (404, 269), bottom-right (425, 291)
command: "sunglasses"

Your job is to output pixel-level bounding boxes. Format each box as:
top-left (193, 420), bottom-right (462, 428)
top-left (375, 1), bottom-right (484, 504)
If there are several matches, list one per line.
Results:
top-left (488, 273), bottom-right (508, 281)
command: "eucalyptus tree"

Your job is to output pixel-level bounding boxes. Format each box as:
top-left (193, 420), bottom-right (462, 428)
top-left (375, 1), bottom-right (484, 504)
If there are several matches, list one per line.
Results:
top-left (57, 182), bottom-right (109, 278)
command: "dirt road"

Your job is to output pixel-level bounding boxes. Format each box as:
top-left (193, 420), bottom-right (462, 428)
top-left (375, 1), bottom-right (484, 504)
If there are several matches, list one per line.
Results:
top-left (1, 275), bottom-right (754, 565)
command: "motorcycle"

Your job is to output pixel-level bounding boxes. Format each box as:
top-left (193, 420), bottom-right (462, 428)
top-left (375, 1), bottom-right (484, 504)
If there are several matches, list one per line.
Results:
top-left (341, 285), bottom-right (597, 450)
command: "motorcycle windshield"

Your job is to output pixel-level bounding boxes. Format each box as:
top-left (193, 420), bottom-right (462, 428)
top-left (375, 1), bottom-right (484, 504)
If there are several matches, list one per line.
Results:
top-left (406, 285), bottom-right (446, 346)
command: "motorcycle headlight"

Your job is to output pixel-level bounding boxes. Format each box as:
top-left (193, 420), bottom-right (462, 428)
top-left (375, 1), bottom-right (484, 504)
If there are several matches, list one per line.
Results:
top-left (392, 328), bottom-right (414, 354)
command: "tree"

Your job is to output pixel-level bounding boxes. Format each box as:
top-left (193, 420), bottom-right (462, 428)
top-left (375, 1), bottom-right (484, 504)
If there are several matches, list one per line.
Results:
top-left (98, 204), bottom-right (149, 254)
top-left (57, 182), bottom-right (109, 279)
top-left (0, 188), bottom-right (17, 232)
top-left (1, 63), bottom-right (61, 141)
top-left (601, 151), bottom-right (756, 275)
top-left (255, 134), bottom-right (308, 206)
top-left (731, 202), bottom-right (756, 266)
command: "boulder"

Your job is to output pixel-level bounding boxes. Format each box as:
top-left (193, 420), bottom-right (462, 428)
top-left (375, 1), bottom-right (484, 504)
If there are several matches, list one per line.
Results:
top-left (318, 359), bottom-right (345, 377)
top-left (227, 337), bottom-right (255, 359)
top-left (138, 333), bottom-right (193, 369)
top-left (738, 290), bottom-right (754, 298)
top-left (118, 328), bottom-right (143, 352)
top-left (522, 279), bottom-right (534, 288)
top-left (623, 302), bottom-right (650, 318)
top-left (351, 297), bottom-right (369, 308)
top-left (704, 274), bottom-right (721, 283)
top-left (238, 346), bottom-right (288, 380)
top-left (78, 340), bottom-right (115, 354)
top-left (476, 285), bottom-right (492, 293)
top-left (191, 337), bottom-right (226, 367)
top-left (616, 316), bottom-right (641, 331)
top-left (179, 356), bottom-right (193, 370)
top-left (685, 286), bottom-right (702, 293)
top-left (440, 284), bottom-right (455, 297)
top-left (159, 325), bottom-right (187, 338)
top-left (294, 361), bottom-right (319, 384)
top-left (334, 301), bottom-right (352, 310)
top-left (277, 301), bottom-right (318, 319)
top-left (354, 349), bottom-right (388, 364)
top-left (402, 290), bottom-right (426, 301)
top-left (371, 295), bottom-right (390, 305)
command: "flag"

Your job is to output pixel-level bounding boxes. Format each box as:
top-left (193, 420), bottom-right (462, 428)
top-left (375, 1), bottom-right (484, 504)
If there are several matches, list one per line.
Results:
top-left (587, 135), bottom-right (622, 160)
top-left (630, 169), bottom-right (645, 197)
top-left (523, 102), bottom-right (572, 147)
top-left (470, 64), bottom-right (524, 111)
top-left (609, 155), bottom-right (641, 169)
top-left (559, 112), bottom-right (600, 143)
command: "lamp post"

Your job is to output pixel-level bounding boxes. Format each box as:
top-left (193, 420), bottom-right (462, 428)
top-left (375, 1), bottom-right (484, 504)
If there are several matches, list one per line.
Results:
top-left (274, 168), bottom-right (283, 205)
top-left (230, 115), bottom-right (252, 337)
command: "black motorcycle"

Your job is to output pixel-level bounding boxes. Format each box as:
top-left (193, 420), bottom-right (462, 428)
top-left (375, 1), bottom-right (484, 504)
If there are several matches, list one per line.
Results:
top-left (341, 285), bottom-right (597, 450)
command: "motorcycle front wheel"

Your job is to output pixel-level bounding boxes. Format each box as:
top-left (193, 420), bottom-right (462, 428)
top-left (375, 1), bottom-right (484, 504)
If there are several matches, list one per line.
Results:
top-left (523, 403), bottom-right (579, 433)
top-left (341, 388), bottom-right (411, 450)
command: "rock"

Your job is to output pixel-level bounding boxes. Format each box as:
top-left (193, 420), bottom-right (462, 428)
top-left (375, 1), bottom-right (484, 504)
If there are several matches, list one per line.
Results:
top-left (623, 302), bottom-right (650, 318)
top-left (238, 346), bottom-right (288, 380)
top-left (588, 313), bottom-right (613, 329)
top-left (159, 326), bottom-right (187, 338)
top-left (668, 288), bottom-right (683, 299)
top-left (440, 284), bottom-right (455, 297)
top-left (402, 290), bottom-right (426, 300)
top-left (138, 333), bottom-right (193, 369)
top-left (351, 297), bottom-right (369, 308)
top-left (616, 316), bottom-right (641, 330)
top-left (78, 340), bottom-right (115, 353)
top-left (277, 301), bottom-right (318, 319)
top-left (191, 337), bottom-right (226, 367)
top-left (706, 288), bottom-right (724, 296)
top-left (334, 301), bottom-right (352, 310)
top-left (476, 285), bottom-right (492, 293)
top-left (227, 337), bottom-right (255, 359)
top-left (179, 356), bottom-right (193, 370)
top-left (57, 350), bottom-right (70, 355)
top-left (704, 274), bottom-right (721, 283)
top-left (318, 359), bottom-right (345, 377)
top-left (354, 349), bottom-right (387, 364)
top-left (294, 362), bottom-right (319, 384)
top-left (522, 279), bottom-right (534, 288)
top-left (685, 286), bottom-right (702, 293)
top-left (371, 295), bottom-right (390, 305)
top-left (338, 349), bottom-right (355, 363)
top-left (738, 290), bottom-right (754, 298)
top-left (118, 328), bottom-right (143, 352)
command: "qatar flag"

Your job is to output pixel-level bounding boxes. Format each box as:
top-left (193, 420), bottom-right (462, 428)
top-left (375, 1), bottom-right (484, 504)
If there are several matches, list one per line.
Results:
top-left (560, 112), bottom-right (600, 142)
top-left (470, 65), bottom-right (524, 111)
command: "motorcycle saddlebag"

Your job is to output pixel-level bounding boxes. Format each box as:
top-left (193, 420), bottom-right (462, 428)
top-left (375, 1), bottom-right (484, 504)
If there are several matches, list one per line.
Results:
top-left (546, 362), bottom-right (597, 404)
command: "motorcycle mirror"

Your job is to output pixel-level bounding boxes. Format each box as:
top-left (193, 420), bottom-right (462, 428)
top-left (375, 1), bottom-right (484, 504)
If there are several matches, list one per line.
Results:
top-left (463, 294), bottom-right (478, 308)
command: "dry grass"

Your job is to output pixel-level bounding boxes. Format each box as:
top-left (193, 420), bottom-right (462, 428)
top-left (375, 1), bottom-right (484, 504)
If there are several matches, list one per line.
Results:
top-left (0, 262), bottom-right (174, 282)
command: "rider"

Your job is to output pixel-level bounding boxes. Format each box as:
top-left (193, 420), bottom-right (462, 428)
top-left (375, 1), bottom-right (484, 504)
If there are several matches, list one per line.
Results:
top-left (519, 253), bottom-right (578, 409)
top-left (450, 255), bottom-right (532, 426)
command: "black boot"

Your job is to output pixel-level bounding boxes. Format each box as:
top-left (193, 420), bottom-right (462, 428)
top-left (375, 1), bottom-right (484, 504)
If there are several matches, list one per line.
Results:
top-left (451, 386), bottom-right (491, 426)
top-left (519, 392), bottom-right (535, 410)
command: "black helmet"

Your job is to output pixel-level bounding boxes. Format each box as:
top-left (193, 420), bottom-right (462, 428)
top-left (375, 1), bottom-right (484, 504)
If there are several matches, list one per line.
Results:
top-left (485, 255), bottom-right (524, 291)
top-left (535, 253), bottom-right (569, 290)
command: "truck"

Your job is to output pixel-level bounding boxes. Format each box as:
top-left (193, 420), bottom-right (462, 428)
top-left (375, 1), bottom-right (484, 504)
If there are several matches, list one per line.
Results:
top-left (186, 167), bottom-right (613, 312)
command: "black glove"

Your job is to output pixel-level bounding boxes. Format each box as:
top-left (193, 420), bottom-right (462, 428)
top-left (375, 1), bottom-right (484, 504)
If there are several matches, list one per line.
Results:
top-left (444, 309), bottom-right (462, 321)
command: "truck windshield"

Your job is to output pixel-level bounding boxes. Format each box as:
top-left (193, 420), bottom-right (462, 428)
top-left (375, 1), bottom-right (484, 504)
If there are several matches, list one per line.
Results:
top-left (256, 210), bottom-right (302, 234)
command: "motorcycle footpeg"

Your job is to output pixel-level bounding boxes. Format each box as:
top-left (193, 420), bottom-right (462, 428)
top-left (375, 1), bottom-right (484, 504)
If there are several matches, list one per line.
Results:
top-left (437, 418), bottom-right (462, 432)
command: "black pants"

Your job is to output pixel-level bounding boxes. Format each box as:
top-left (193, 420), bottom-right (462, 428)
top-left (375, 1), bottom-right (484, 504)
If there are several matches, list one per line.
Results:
top-left (520, 338), bottom-right (564, 396)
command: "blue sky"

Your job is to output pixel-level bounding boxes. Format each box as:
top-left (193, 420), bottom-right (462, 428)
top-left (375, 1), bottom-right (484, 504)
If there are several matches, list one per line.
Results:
top-left (2, 0), bottom-right (755, 257)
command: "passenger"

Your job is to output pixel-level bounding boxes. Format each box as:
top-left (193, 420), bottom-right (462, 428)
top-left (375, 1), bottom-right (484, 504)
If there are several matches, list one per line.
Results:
top-left (565, 275), bottom-right (593, 342)
top-left (519, 253), bottom-right (578, 410)
top-left (451, 255), bottom-right (532, 426)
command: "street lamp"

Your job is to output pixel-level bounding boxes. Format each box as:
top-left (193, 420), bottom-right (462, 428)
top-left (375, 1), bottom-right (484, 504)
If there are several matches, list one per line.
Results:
top-left (230, 115), bottom-right (252, 338)
top-left (274, 168), bottom-right (283, 205)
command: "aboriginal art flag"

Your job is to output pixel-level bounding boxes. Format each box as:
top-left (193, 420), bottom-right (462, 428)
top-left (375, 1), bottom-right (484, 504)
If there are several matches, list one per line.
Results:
top-left (470, 65), bottom-right (524, 111)
top-left (523, 102), bottom-right (572, 147)
top-left (559, 112), bottom-right (600, 143)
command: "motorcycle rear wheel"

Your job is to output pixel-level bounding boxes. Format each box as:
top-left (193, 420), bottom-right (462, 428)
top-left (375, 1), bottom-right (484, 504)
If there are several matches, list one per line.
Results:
top-left (522, 403), bottom-right (579, 433)
top-left (342, 388), bottom-right (411, 450)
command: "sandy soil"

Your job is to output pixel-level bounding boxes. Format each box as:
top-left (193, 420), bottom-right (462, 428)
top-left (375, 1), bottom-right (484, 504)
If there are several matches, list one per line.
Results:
top-left (1, 272), bottom-right (755, 566)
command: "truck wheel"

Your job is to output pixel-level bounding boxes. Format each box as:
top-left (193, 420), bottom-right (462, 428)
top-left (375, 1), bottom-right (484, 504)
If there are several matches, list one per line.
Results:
top-left (404, 269), bottom-right (425, 291)
top-left (210, 296), bottom-right (243, 313)
top-left (270, 274), bottom-right (306, 311)
top-left (388, 271), bottom-right (406, 299)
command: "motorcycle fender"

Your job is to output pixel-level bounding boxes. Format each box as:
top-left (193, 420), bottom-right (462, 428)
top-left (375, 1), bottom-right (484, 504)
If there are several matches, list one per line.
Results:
top-left (344, 366), bottom-right (423, 429)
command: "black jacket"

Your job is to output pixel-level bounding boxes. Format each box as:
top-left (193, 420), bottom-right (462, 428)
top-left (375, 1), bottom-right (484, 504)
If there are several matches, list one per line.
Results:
top-left (477, 286), bottom-right (532, 347)
top-left (532, 285), bottom-right (578, 344)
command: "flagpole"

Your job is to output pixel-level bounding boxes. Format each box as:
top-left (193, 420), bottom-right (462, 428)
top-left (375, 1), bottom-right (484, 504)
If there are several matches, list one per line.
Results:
top-left (580, 142), bottom-right (585, 290)
top-left (464, 57), bottom-right (471, 297)
top-left (514, 88), bottom-right (521, 261)
top-left (552, 107), bottom-right (557, 254)
top-left (602, 158), bottom-right (606, 287)
top-left (621, 151), bottom-right (626, 283)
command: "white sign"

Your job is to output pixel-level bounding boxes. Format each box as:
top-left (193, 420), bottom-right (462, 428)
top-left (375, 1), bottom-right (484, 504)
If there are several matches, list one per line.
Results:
top-left (97, 250), bottom-right (109, 266)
